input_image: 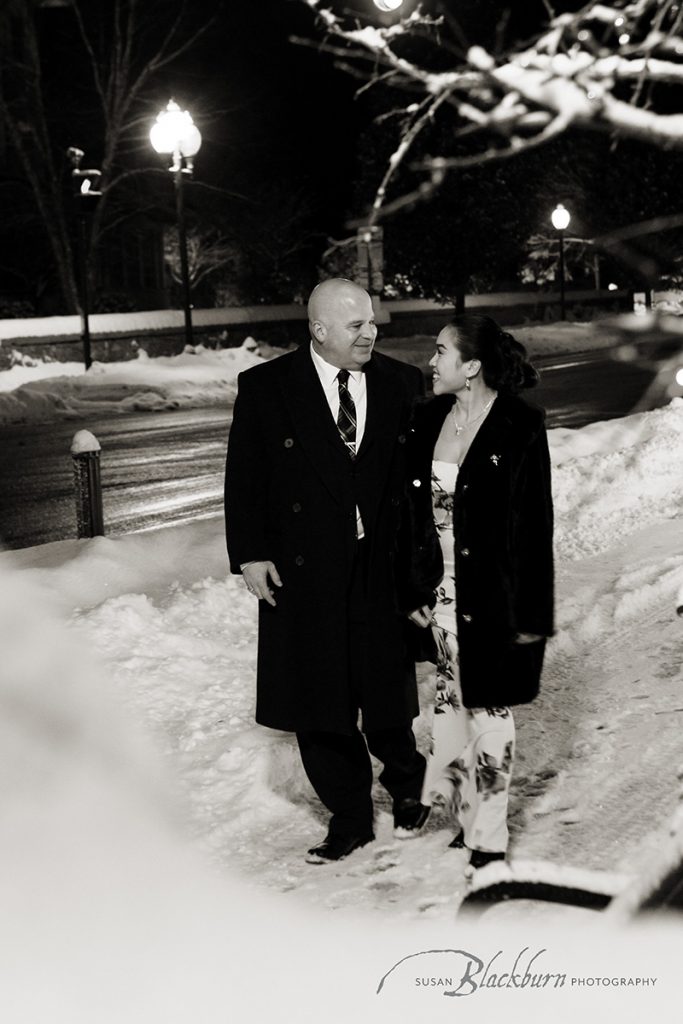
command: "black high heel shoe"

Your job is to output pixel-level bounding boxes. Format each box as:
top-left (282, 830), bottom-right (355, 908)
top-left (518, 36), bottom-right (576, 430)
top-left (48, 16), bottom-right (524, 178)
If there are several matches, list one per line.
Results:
top-left (469, 848), bottom-right (506, 869)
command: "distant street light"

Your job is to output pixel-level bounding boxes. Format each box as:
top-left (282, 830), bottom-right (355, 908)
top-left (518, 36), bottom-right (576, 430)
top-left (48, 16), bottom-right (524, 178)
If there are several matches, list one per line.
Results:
top-left (150, 100), bottom-right (202, 347)
top-left (373, 0), bottom-right (404, 11)
top-left (67, 146), bottom-right (102, 370)
top-left (551, 203), bottom-right (571, 321)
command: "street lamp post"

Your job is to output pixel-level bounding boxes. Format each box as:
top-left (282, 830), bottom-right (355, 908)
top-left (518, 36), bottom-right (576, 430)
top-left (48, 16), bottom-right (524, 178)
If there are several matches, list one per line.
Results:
top-left (551, 203), bottom-right (571, 321)
top-left (356, 225), bottom-right (384, 296)
top-left (67, 147), bottom-right (102, 371)
top-left (150, 101), bottom-right (202, 347)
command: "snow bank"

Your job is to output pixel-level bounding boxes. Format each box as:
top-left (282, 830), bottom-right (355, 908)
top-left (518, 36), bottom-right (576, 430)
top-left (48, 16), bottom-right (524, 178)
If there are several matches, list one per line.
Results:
top-left (550, 398), bottom-right (683, 560)
top-left (0, 341), bottom-right (265, 424)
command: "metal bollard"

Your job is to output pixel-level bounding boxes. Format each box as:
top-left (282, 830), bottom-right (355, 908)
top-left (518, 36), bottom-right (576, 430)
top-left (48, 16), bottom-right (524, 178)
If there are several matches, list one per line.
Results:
top-left (71, 430), bottom-right (104, 538)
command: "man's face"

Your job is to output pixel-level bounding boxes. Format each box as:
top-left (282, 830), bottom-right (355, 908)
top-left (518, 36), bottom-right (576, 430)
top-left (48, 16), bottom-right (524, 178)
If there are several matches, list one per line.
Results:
top-left (312, 289), bottom-right (377, 370)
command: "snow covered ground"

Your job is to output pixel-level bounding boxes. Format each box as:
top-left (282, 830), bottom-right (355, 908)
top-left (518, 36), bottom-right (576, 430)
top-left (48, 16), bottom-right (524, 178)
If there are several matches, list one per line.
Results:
top-left (1, 394), bottom-right (683, 1020)
top-left (2, 317), bottom-right (683, 1019)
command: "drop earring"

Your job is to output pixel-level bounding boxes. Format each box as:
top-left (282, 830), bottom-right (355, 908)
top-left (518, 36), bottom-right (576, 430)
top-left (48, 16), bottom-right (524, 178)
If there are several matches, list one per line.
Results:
top-left (465, 376), bottom-right (471, 391)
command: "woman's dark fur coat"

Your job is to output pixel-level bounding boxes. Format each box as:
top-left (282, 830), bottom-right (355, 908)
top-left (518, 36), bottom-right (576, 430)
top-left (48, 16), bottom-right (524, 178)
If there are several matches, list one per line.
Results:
top-left (404, 392), bottom-right (555, 709)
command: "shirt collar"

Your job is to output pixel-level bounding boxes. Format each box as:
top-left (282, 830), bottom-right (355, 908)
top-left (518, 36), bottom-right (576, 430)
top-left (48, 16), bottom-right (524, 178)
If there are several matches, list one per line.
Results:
top-left (310, 343), bottom-right (365, 386)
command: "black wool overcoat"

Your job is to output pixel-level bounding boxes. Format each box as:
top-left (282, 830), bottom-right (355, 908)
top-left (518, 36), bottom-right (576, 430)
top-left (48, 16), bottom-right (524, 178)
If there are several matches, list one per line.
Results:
top-left (224, 344), bottom-right (425, 735)
top-left (408, 392), bottom-right (555, 708)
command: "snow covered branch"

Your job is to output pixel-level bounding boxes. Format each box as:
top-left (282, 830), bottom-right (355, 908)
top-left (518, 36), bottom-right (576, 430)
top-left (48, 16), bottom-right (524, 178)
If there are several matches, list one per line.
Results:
top-left (299, 0), bottom-right (683, 218)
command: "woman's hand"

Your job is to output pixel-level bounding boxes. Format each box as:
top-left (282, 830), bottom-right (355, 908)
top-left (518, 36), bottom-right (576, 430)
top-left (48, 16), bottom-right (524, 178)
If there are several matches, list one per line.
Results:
top-left (407, 604), bottom-right (434, 629)
top-left (514, 632), bottom-right (543, 644)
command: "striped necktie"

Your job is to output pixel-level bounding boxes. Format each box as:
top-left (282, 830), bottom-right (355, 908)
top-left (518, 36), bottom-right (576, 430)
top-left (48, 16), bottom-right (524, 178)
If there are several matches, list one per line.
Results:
top-left (336, 369), bottom-right (357, 459)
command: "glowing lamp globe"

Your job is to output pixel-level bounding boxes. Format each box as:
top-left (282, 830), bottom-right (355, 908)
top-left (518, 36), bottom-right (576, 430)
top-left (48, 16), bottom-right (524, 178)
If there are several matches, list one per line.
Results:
top-left (551, 203), bottom-right (571, 231)
top-left (150, 100), bottom-right (202, 158)
top-left (373, 0), bottom-right (404, 11)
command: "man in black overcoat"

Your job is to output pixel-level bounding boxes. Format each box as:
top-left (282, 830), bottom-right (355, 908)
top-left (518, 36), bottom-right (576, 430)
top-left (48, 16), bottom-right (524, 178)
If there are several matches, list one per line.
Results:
top-left (224, 279), bottom-right (434, 863)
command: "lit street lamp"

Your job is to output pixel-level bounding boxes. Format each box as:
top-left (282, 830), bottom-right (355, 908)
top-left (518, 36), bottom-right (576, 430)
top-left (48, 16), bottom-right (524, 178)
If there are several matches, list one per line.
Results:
top-left (551, 202), bottom-right (571, 321)
top-left (373, 0), bottom-right (404, 10)
top-left (150, 100), bottom-right (202, 346)
top-left (67, 147), bottom-right (102, 370)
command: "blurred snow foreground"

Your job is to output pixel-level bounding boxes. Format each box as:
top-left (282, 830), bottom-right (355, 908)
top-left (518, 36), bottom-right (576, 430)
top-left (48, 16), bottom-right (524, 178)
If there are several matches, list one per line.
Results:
top-left (0, 568), bottom-right (275, 1022)
top-left (0, 558), bottom-right (414, 1023)
top-left (1, 400), bottom-right (683, 1020)
top-left (1, 559), bottom-right (682, 1023)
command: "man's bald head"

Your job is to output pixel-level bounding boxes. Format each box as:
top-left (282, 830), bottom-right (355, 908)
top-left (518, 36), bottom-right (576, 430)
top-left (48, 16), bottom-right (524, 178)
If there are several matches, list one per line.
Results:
top-left (307, 279), bottom-right (369, 323)
top-left (307, 279), bottom-right (377, 371)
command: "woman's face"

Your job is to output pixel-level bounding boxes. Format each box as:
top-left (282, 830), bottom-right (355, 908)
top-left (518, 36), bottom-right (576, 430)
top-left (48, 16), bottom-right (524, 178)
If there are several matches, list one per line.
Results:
top-left (429, 328), bottom-right (470, 395)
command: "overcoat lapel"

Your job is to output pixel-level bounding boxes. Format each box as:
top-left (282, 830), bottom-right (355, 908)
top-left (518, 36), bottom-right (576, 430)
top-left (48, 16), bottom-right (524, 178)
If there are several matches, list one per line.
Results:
top-left (357, 355), bottom-right (404, 462)
top-left (281, 346), bottom-right (407, 508)
top-left (280, 345), bottom-right (350, 505)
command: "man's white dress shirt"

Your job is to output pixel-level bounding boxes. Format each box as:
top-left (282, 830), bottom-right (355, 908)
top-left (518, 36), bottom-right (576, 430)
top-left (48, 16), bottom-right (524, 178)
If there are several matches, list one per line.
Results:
top-left (310, 343), bottom-right (366, 538)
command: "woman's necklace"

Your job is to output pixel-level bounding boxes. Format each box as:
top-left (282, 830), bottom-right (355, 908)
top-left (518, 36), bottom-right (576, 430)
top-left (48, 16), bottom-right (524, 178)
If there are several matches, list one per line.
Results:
top-left (451, 395), bottom-right (495, 436)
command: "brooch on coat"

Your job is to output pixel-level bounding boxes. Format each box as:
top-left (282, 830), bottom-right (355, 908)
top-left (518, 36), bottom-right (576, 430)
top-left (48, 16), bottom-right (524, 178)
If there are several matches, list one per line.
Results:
top-left (490, 453), bottom-right (501, 466)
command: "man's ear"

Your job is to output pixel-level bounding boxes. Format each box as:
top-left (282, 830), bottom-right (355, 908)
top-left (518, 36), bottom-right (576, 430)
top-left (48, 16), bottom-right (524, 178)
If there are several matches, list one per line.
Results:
top-left (311, 320), bottom-right (326, 342)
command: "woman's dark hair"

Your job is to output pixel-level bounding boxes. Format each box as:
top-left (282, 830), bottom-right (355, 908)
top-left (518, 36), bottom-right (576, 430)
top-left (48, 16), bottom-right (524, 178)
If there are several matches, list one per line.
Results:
top-left (445, 314), bottom-right (539, 394)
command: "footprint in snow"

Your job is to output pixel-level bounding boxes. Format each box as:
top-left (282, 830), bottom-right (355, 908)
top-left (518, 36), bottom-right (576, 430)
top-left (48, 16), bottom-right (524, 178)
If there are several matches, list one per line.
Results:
top-left (368, 845), bottom-right (401, 872)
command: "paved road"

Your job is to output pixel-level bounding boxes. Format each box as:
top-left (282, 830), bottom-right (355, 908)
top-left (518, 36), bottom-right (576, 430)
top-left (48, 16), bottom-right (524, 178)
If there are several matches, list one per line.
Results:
top-left (0, 408), bottom-right (232, 550)
top-left (0, 346), bottom-right (671, 550)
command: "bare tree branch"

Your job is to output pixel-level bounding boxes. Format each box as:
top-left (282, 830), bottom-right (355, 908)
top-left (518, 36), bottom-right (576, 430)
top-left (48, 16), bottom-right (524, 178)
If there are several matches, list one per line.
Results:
top-left (369, 88), bottom-right (455, 224)
top-left (299, 0), bottom-right (683, 223)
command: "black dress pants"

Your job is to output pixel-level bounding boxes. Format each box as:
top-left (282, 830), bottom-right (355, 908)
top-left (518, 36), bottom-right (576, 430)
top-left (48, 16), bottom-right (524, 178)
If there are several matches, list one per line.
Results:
top-left (296, 539), bottom-right (425, 838)
top-left (296, 723), bottom-right (426, 837)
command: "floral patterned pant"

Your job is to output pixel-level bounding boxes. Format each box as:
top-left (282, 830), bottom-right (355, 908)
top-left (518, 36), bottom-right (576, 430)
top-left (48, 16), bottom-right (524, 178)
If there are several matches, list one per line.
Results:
top-left (421, 626), bottom-right (515, 854)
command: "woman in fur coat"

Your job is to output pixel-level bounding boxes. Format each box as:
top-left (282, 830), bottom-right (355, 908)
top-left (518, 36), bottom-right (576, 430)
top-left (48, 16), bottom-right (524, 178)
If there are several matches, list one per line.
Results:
top-left (407, 314), bottom-right (554, 868)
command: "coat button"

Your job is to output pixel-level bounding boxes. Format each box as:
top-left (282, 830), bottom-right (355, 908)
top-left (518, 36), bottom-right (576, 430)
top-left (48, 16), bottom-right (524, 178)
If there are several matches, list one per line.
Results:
top-left (461, 548), bottom-right (470, 557)
top-left (462, 613), bottom-right (472, 623)
top-left (398, 434), bottom-right (406, 444)
top-left (462, 484), bottom-right (469, 492)
top-left (295, 555), bottom-right (304, 566)
top-left (292, 502), bottom-right (302, 513)
top-left (284, 438), bottom-right (294, 448)
top-left (412, 479), bottom-right (421, 488)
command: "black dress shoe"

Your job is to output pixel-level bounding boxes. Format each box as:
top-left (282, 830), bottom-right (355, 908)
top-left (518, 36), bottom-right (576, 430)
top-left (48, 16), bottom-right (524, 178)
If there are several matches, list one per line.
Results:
top-left (469, 848), bottom-right (506, 869)
top-left (305, 831), bottom-right (374, 864)
top-left (393, 798), bottom-right (431, 838)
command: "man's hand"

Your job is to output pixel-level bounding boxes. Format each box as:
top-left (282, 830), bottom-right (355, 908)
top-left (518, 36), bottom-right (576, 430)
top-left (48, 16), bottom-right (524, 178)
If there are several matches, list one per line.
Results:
top-left (407, 604), bottom-right (434, 629)
top-left (242, 561), bottom-right (283, 607)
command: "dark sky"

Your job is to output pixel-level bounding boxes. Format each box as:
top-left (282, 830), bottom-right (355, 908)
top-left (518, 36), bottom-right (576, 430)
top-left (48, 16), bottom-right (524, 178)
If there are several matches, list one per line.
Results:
top-left (165, 0), bottom-right (365, 235)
